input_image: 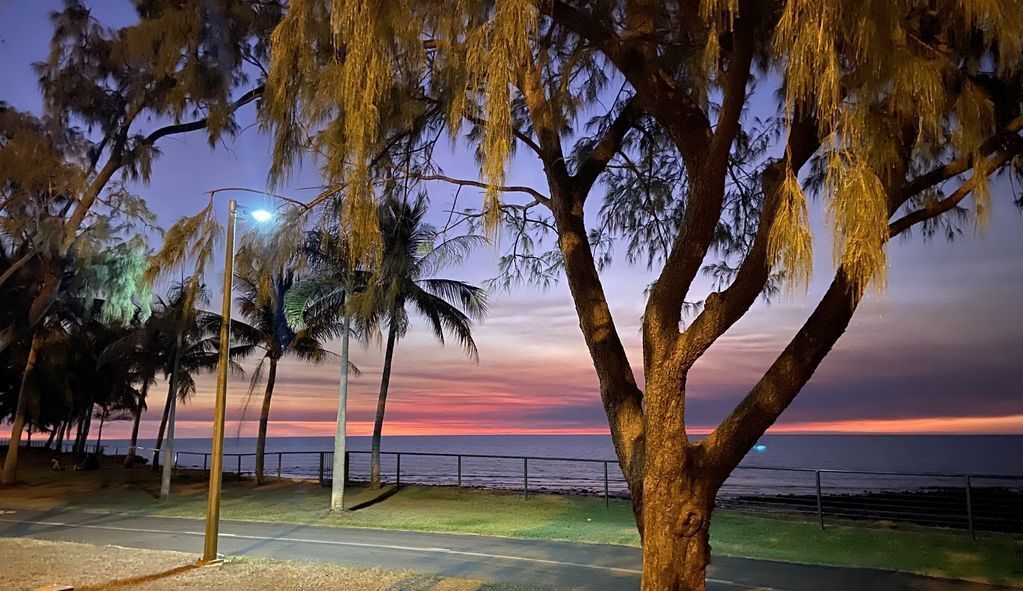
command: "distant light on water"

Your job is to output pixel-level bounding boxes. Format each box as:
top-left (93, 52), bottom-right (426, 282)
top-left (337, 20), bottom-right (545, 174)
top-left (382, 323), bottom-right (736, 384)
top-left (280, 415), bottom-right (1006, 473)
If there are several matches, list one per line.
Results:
top-left (753, 444), bottom-right (768, 453)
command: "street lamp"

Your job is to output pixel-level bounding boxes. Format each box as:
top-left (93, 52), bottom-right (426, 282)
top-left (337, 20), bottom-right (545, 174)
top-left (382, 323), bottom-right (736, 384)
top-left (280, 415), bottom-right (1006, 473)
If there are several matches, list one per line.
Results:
top-left (201, 199), bottom-right (274, 563)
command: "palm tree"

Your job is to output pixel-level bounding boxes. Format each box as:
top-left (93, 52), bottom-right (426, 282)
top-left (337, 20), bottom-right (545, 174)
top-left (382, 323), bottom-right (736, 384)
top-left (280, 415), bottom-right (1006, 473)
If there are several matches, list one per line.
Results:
top-left (100, 312), bottom-right (162, 466)
top-left (137, 281), bottom-right (251, 499)
top-left (360, 195), bottom-right (487, 488)
top-left (284, 225), bottom-right (370, 511)
top-left (233, 251), bottom-right (345, 486)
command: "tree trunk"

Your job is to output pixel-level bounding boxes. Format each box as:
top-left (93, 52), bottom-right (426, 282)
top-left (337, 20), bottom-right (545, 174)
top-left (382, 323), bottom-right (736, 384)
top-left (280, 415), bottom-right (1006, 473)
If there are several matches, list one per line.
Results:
top-left (95, 411), bottom-right (106, 453)
top-left (640, 484), bottom-right (714, 591)
top-left (44, 426), bottom-right (57, 450)
top-left (54, 417), bottom-right (69, 453)
top-left (160, 330), bottom-right (184, 499)
top-left (0, 267), bottom-right (59, 356)
top-left (255, 356), bottom-right (279, 485)
top-left (370, 320), bottom-right (399, 489)
top-left (330, 310), bottom-right (351, 512)
top-left (125, 381), bottom-right (149, 467)
top-left (1, 330), bottom-right (42, 485)
top-left (152, 383), bottom-right (174, 469)
top-left (76, 406), bottom-right (93, 459)
top-left (70, 415), bottom-right (82, 456)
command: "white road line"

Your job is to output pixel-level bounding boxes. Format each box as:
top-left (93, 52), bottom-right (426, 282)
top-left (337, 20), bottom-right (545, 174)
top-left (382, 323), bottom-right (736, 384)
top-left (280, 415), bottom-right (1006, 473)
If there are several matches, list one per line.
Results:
top-left (0, 517), bottom-right (768, 589)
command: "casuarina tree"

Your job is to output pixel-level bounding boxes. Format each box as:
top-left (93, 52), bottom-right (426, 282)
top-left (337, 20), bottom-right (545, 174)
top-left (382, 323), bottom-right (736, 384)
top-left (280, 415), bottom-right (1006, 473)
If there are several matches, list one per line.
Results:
top-left (0, 0), bottom-right (282, 356)
top-left (264, 1), bottom-right (1023, 588)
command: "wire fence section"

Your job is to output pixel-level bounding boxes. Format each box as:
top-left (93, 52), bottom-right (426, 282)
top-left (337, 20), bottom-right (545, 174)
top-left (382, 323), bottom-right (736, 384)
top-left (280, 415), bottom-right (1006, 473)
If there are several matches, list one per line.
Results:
top-left (161, 448), bottom-right (1023, 536)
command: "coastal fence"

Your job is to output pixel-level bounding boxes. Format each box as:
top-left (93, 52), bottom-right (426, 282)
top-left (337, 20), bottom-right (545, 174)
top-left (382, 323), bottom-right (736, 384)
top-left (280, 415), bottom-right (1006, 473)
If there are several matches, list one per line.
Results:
top-left (164, 448), bottom-right (1023, 537)
top-left (10, 440), bottom-right (1020, 535)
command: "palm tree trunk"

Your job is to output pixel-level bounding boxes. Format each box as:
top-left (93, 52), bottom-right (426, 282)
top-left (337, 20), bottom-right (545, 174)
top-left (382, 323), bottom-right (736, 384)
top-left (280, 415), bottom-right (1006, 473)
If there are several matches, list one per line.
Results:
top-left (2, 330), bottom-right (43, 485)
top-left (330, 310), bottom-right (351, 512)
top-left (77, 405), bottom-right (93, 458)
top-left (152, 384), bottom-right (173, 468)
top-left (370, 320), bottom-right (399, 489)
top-left (160, 330), bottom-right (184, 500)
top-left (125, 381), bottom-right (149, 467)
top-left (44, 426), bottom-right (57, 450)
top-left (54, 416), bottom-right (69, 454)
top-left (95, 411), bottom-right (106, 453)
top-left (255, 356), bottom-right (279, 485)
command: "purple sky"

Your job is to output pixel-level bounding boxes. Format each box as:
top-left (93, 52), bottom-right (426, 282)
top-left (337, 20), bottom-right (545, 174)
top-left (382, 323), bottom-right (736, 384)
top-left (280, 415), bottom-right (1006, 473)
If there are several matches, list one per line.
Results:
top-left (2, 1), bottom-right (1022, 439)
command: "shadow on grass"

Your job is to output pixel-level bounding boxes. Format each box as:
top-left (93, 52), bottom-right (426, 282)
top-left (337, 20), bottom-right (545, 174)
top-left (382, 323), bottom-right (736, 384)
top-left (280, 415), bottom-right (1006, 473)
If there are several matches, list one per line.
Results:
top-left (347, 484), bottom-right (399, 511)
top-left (76, 563), bottom-right (200, 591)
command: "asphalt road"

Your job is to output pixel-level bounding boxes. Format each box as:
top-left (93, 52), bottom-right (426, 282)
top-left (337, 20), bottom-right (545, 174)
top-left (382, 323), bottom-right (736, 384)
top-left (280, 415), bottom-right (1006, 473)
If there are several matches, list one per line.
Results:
top-left (0, 506), bottom-right (1013, 591)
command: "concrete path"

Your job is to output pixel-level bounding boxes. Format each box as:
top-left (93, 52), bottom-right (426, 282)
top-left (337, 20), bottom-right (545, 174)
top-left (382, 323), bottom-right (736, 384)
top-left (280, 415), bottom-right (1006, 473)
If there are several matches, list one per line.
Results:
top-left (0, 506), bottom-right (1013, 591)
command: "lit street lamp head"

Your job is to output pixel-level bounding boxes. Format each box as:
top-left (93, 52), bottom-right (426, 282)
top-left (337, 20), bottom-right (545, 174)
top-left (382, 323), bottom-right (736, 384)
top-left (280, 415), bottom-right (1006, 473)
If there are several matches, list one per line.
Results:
top-left (250, 209), bottom-right (273, 223)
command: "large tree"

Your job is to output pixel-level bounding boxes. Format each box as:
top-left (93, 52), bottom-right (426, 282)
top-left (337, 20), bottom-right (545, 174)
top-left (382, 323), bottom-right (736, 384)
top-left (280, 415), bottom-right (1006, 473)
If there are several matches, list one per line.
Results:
top-left (0, 0), bottom-right (282, 355)
top-left (265, 1), bottom-right (1023, 589)
top-left (1, 105), bottom-right (155, 481)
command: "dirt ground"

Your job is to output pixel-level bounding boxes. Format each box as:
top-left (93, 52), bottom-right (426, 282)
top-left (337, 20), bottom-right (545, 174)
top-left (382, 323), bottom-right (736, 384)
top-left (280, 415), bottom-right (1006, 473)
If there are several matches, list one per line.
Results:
top-left (0, 538), bottom-right (519, 591)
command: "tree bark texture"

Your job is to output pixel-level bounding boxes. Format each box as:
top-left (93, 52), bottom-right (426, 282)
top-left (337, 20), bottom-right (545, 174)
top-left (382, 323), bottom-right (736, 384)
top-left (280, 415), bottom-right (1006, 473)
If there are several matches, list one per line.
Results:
top-left (255, 356), bottom-right (280, 485)
top-left (370, 320), bottom-right (399, 489)
top-left (1, 331), bottom-right (42, 484)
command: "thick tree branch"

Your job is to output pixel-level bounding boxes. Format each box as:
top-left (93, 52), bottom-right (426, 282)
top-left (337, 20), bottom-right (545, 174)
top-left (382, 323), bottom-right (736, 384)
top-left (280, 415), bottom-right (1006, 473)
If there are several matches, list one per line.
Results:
top-left (703, 9), bottom-right (756, 187)
top-left (418, 175), bottom-right (551, 206)
top-left (891, 151), bottom-right (1019, 237)
top-left (143, 84), bottom-right (265, 146)
top-left (540, 0), bottom-right (711, 173)
top-left (0, 250), bottom-right (38, 289)
top-left (678, 113), bottom-right (822, 367)
top-left (900, 115), bottom-right (1023, 199)
top-left (703, 137), bottom-right (1023, 479)
top-left (516, 46), bottom-right (646, 525)
top-left (572, 98), bottom-right (641, 198)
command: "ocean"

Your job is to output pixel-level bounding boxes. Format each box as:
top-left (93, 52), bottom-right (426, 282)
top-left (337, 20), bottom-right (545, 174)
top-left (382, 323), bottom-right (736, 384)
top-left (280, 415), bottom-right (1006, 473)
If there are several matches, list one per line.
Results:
top-left (102, 434), bottom-right (1023, 498)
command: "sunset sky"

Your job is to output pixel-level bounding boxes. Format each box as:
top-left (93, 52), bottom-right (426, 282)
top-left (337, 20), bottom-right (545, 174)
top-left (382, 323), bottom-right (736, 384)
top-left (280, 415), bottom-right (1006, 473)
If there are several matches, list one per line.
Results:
top-left (2, 1), bottom-right (1022, 440)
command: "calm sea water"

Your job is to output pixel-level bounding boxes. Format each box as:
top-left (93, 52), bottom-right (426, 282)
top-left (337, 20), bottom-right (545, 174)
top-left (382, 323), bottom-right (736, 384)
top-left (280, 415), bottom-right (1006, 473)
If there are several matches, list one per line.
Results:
top-left (105, 434), bottom-right (1023, 497)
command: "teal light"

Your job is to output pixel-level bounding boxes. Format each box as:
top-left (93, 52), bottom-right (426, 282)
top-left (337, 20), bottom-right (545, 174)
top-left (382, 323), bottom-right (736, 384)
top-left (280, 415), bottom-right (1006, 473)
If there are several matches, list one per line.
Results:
top-left (753, 444), bottom-right (768, 453)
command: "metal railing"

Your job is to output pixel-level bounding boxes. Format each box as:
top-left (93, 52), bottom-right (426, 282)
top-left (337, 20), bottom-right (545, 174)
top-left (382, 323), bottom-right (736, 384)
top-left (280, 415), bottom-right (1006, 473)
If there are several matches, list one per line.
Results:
top-left (10, 439), bottom-right (1018, 537)
top-left (163, 448), bottom-right (1023, 537)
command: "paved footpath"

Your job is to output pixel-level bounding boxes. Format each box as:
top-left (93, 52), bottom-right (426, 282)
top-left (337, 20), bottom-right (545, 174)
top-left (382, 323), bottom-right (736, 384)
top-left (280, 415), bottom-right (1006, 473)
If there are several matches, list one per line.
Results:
top-left (0, 506), bottom-right (1015, 591)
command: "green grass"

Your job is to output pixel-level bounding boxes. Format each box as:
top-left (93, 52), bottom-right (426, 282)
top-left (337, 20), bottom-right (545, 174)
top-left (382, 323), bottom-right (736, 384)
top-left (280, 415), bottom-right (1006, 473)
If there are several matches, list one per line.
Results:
top-left (4, 458), bottom-right (1022, 586)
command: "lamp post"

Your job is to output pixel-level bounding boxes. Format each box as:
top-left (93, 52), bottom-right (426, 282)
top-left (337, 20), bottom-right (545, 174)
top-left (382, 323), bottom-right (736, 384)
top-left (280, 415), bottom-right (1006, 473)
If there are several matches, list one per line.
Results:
top-left (201, 200), bottom-right (275, 563)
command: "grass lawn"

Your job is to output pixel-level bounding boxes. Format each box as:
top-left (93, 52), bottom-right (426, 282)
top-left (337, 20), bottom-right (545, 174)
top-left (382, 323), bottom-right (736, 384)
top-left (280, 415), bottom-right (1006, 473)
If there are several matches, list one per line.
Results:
top-left (2, 454), bottom-right (1021, 586)
top-left (0, 537), bottom-right (532, 591)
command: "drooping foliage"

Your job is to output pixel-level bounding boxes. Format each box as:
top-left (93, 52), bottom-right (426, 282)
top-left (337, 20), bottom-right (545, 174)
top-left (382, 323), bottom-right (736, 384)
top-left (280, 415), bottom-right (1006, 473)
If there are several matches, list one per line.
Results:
top-left (264, 1), bottom-right (1023, 587)
top-left (0, 0), bottom-right (283, 355)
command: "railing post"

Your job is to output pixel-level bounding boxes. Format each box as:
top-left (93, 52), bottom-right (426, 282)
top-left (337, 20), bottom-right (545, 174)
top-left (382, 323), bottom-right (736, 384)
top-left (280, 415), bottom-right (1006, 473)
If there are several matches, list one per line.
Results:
top-left (344, 451), bottom-right (350, 486)
top-left (319, 452), bottom-right (325, 487)
top-left (815, 470), bottom-right (825, 530)
top-left (397, 453), bottom-right (402, 487)
top-left (523, 458), bottom-right (529, 499)
top-left (237, 454), bottom-right (242, 482)
top-left (173, 452), bottom-right (179, 476)
top-left (965, 475), bottom-right (976, 540)
top-left (277, 452), bottom-right (282, 481)
top-left (604, 461), bottom-right (610, 508)
top-left (457, 455), bottom-right (462, 491)
top-left (203, 453), bottom-right (208, 476)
